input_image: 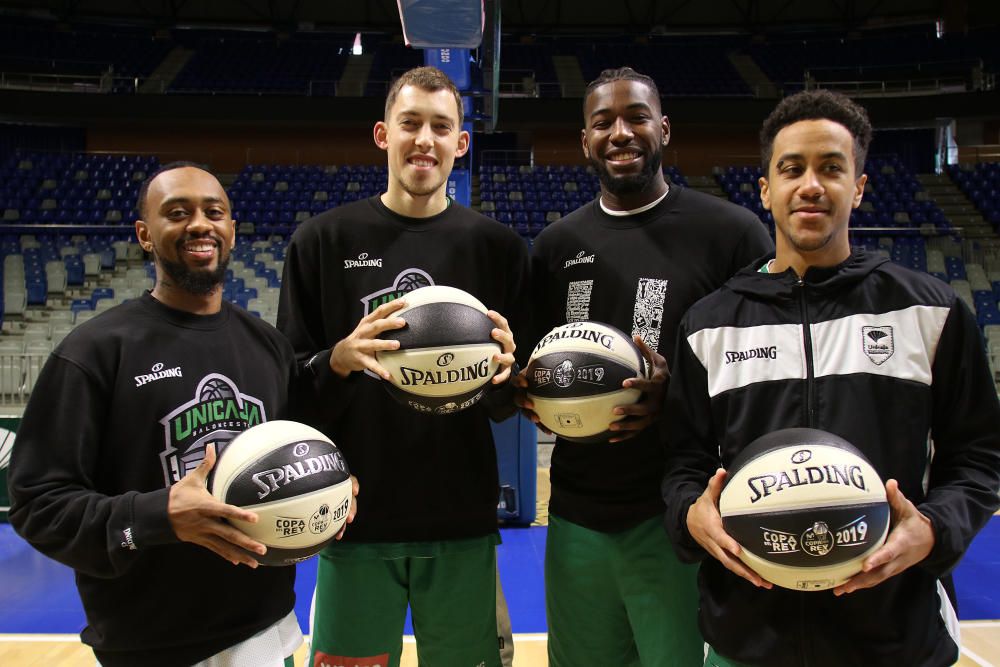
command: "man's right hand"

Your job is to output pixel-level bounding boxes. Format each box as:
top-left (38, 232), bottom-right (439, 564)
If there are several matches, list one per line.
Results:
top-left (168, 444), bottom-right (267, 568)
top-left (511, 367), bottom-right (553, 435)
top-left (687, 468), bottom-right (772, 589)
top-left (330, 299), bottom-right (409, 379)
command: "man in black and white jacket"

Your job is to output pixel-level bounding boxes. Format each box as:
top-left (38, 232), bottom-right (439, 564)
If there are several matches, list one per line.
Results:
top-left (662, 90), bottom-right (1000, 667)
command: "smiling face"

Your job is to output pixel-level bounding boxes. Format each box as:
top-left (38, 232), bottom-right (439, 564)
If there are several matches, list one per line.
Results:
top-left (135, 166), bottom-right (234, 304)
top-left (375, 84), bottom-right (469, 213)
top-left (582, 79), bottom-right (670, 209)
top-left (760, 118), bottom-right (867, 274)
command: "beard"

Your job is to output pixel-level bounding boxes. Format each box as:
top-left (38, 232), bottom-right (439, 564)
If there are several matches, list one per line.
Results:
top-left (397, 172), bottom-right (444, 198)
top-left (153, 239), bottom-right (230, 296)
top-left (590, 147), bottom-right (663, 197)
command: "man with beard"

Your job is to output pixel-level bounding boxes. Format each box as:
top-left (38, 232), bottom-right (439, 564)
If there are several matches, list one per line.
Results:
top-left (277, 67), bottom-right (528, 667)
top-left (514, 68), bottom-right (773, 666)
top-left (8, 163), bottom-right (340, 667)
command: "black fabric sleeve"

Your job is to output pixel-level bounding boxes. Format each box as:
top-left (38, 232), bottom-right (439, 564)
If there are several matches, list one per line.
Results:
top-left (525, 232), bottom-right (558, 354)
top-left (8, 355), bottom-right (177, 578)
top-left (661, 319), bottom-right (721, 562)
top-left (277, 227), bottom-right (356, 426)
top-left (730, 216), bottom-right (775, 274)
top-left (480, 231), bottom-right (532, 423)
top-left (919, 298), bottom-right (1000, 575)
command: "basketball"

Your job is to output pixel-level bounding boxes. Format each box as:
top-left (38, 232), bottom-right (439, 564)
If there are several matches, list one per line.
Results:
top-left (209, 420), bottom-right (352, 566)
top-left (525, 321), bottom-right (648, 443)
top-left (719, 428), bottom-right (890, 591)
top-left (376, 285), bottom-right (501, 415)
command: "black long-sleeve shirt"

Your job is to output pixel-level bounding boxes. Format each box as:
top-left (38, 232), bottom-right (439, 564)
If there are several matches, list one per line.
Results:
top-left (277, 196), bottom-right (531, 542)
top-left (9, 293), bottom-right (300, 667)
top-left (529, 186), bottom-right (774, 531)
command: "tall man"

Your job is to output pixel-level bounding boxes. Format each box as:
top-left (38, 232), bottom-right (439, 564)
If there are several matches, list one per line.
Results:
top-left (8, 163), bottom-right (327, 666)
top-left (662, 90), bottom-right (1000, 666)
top-left (516, 67), bottom-right (773, 666)
top-left (277, 66), bottom-right (529, 667)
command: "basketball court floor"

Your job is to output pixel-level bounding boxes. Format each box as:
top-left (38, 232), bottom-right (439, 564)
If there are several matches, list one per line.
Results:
top-left (1, 464), bottom-right (999, 666)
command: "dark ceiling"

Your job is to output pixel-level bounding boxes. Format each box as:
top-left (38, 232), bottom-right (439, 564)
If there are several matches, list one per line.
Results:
top-left (0, 0), bottom-right (995, 36)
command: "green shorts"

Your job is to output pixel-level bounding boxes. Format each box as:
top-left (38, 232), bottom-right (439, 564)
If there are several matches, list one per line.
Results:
top-left (546, 514), bottom-right (702, 667)
top-left (309, 536), bottom-right (502, 667)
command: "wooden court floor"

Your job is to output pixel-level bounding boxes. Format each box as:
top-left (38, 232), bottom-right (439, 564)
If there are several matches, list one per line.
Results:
top-left (1, 629), bottom-right (997, 666)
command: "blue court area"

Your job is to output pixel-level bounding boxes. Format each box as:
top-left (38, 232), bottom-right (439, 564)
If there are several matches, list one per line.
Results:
top-left (0, 524), bottom-right (549, 635)
top-left (1, 518), bottom-right (997, 635)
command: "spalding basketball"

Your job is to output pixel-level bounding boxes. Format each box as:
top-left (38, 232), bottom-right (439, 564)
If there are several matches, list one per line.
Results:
top-left (210, 420), bottom-right (352, 566)
top-left (376, 285), bottom-right (500, 415)
top-left (720, 428), bottom-right (889, 591)
top-left (525, 321), bottom-right (648, 443)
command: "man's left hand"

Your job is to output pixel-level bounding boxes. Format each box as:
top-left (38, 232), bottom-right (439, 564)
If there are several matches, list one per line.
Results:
top-left (488, 310), bottom-right (517, 384)
top-left (334, 475), bottom-right (360, 540)
top-left (609, 336), bottom-right (668, 443)
top-left (833, 479), bottom-right (935, 595)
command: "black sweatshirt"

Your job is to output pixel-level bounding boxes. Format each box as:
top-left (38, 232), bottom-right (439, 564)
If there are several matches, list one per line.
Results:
top-left (529, 186), bottom-right (774, 531)
top-left (8, 293), bottom-right (302, 667)
top-left (277, 196), bottom-right (530, 542)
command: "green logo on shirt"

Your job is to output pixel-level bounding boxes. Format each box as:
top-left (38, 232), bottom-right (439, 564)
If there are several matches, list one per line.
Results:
top-left (360, 268), bottom-right (434, 314)
top-left (158, 373), bottom-right (266, 485)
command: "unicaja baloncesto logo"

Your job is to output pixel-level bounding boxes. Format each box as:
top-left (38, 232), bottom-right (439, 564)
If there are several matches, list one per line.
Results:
top-left (862, 326), bottom-right (894, 365)
top-left (158, 374), bottom-right (266, 485)
top-left (361, 268), bottom-right (434, 314)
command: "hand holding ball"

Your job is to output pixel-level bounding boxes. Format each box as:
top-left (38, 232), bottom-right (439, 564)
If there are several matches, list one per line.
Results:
top-left (210, 420), bottom-right (353, 566)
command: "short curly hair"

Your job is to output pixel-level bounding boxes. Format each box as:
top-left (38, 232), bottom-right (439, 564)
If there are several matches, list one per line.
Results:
top-left (583, 67), bottom-right (661, 117)
top-left (760, 89), bottom-right (872, 174)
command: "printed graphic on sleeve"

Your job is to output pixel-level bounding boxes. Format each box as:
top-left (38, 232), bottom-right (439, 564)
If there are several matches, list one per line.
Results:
top-left (158, 373), bottom-right (267, 486)
top-left (566, 280), bottom-right (594, 322)
top-left (632, 278), bottom-right (668, 350)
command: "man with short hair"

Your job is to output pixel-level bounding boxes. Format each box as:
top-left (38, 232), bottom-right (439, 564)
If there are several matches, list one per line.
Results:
top-left (9, 163), bottom-right (335, 666)
top-left (662, 89), bottom-right (1000, 666)
top-left (516, 67), bottom-right (773, 666)
top-left (277, 66), bottom-right (528, 667)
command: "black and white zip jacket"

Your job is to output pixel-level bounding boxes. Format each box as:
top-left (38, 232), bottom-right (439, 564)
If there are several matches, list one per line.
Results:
top-left (662, 249), bottom-right (1000, 667)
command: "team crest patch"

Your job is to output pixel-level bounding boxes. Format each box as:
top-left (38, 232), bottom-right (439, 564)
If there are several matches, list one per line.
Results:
top-left (158, 373), bottom-right (266, 485)
top-left (313, 652), bottom-right (389, 667)
top-left (862, 326), bottom-right (893, 365)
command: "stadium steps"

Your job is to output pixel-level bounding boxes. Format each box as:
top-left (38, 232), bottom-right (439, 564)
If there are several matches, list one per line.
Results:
top-left (727, 53), bottom-right (778, 98)
top-left (687, 174), bottom-right (728, 198)
top-left (140, 46), bottom-right (195, 94)
top-left (552, 56), bottom-right (587, 97)
top-left (337, 54), bottom-right (374, 97)
top-left (920, 173), bottom-right (996, 238)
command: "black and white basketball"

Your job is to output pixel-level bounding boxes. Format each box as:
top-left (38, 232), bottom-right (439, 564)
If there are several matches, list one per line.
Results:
top-left (210, 420), bottom-right (352, 566)
top-left (720, 428), bottom-right (889, 591)
top-left (376, 285), bottom-right (500, 415)
top-left (525, 321), bottom-right (648, 443)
